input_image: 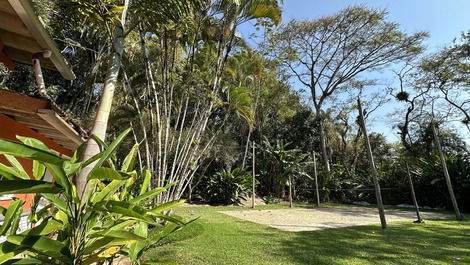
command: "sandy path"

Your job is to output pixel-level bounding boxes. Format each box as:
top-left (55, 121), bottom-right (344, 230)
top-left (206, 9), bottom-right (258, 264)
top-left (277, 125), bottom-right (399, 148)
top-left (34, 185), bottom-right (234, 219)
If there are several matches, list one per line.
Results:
top-left (220, 207), bottom-right (450, 232)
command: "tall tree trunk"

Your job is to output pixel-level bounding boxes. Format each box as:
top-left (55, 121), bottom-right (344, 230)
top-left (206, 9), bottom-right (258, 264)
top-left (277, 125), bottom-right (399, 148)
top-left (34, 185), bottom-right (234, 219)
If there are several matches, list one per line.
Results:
top-left (357, 98), bottom-right (387, 229)
top-left (318, 116), bottom-right (331, 172)
top-left (242, 130), bottom-right (251, 169)
top-left (252, 141), bottom-right (256, 209)
top-left (405, 161), bottom-right (423, 222)
top-left (288, 174), bottom-right (293, 208)
top-left (431, 123), bottom-right (464, 221)
top-left (74, 0), bottom-right (130, 198)
top-left (313, 152), bottom-right (320, 206)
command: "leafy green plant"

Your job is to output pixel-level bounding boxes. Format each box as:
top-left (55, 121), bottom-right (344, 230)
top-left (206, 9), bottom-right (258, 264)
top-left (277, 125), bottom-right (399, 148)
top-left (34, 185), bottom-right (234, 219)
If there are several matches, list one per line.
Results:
top-left (0, 129), bottom-right (191, 265)
top-left (205, 168), bottom-right (253, 205)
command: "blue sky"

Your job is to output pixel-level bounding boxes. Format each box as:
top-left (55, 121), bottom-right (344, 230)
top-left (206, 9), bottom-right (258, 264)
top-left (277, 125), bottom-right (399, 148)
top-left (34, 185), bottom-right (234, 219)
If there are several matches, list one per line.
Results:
top-left (238, 0), bottom-right (470, 143)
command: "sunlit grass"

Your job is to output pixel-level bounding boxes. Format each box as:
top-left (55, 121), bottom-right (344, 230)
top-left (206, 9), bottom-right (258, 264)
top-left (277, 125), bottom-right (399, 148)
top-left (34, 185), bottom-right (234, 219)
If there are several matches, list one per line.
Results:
top-left (145, 204), bottom-right (470, 265)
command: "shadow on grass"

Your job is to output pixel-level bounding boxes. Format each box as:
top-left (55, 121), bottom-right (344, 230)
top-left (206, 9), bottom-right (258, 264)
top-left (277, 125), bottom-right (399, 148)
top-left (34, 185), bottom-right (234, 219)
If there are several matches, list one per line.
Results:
top-left (274, 219), bottom-right (470, 265)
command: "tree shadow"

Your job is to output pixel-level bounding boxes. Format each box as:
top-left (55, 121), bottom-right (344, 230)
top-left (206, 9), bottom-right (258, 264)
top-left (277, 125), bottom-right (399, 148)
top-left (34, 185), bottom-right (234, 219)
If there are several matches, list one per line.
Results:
top-left (273, 220), bottom-right (470, 264)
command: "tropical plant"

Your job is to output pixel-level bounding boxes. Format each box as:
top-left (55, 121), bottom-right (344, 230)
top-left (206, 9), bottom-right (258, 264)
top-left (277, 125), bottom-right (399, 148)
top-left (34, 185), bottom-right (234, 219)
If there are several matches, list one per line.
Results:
top-left (261, 139), bottom-right (310, 207)
top-left (0, 129), bottom-right (191, 265)
top-left (204, 167), bottom-right (253, 205)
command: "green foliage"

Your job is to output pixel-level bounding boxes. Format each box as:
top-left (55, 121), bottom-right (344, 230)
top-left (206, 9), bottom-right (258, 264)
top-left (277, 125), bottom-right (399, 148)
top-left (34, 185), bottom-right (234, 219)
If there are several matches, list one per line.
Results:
top-left (0, 131), bottom-right (191, 265)
top-left (204, 168), bottom-right (253, 205)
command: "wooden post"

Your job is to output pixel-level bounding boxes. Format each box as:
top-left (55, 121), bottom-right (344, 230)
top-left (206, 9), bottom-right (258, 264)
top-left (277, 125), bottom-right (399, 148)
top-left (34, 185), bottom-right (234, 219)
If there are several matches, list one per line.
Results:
top-left (313, 152), bottom-right (320, 206)
top-left (357, 98), bottom-right (387, 229)
top-left (288, 174), bottom-right (293, 208)
top-left (252, 140), bottom-right (256, 209)
top-left (431, 123), bottom-right (464, 221)
top-left (405, 161), bottom-right (423, 223)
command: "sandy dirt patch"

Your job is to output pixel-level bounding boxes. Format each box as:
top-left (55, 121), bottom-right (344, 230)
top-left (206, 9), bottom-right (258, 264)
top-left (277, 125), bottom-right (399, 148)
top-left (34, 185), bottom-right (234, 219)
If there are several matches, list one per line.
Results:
top-left (220, 207), bottom-right (450, 232)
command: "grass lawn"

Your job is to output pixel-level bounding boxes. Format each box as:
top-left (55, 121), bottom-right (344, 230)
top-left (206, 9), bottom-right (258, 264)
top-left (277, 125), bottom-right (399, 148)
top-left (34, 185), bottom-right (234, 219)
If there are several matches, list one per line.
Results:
top-left (145, 204), bottom-right (470, 265)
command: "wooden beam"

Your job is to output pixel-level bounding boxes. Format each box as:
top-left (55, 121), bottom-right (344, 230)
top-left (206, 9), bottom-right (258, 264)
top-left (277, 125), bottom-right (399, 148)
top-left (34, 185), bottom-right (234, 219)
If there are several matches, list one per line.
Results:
top-left (0, 29), bottom-right (41, 54)
top-left (15, 119), bottom-right (52, 130)
top-left (0, 41), bottom-right (14, 69)
top-left (0, 107), bottom-right (34, 118)
top-left (0, 10), bottom-right (32, 38)
top-left (36, 130), bottom-right (70, 141)
top-left (0, 89), bottom-right (50, 114)
top-left (37, 109), bottom-right (84, 146)
top-left (0, 0), bottom-right (15, 15)
top-left (3, 46), bottom-right (56, 69)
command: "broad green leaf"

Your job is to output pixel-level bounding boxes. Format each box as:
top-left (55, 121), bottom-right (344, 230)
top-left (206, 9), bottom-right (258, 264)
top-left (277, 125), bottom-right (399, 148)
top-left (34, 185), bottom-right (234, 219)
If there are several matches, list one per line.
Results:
top-left (16, 136), bottom-right (49, 151)
top-left (92, 128), bottom-right (131, 171)
top-left (42, 194), bottom-right (69, 214)
top-left (146, 212), bottom-right (185, 226)
top-left (83, 237), bottom-right (132, 255)
top-left (0, 180), bottom-right (62, 195)
top-left (1, 257), bottom-right (43, 264)
top-left (16, 136), bottom-right (50, 180)
top-left (63, 161), bottom-right (82, 176)
top-left (128, 222), bottom-right (148, 261)
top-left (0, 139), bottom-right (65, 165)
top-left (44, 163), bottom-right (72, 198)
top-left (140, 170), bottom-right (152, 195)
top-left (81, 150), bottom-right (105, 168)
top-left (54, 210), bottom-right (69, 225)
top-left (93, 201), bottom-right (156, 225)
top-left (131, 182), bottom-right (176, 204)
top-left (0, 242), bottom-right (27, 263)
top-left (4, 155), bottom-right (29, 180)
top-left (0, 200), bottom-right (24, 235)
top-left (7, 208), bottom-right (21, 236)
top-left (88, 168), bottom-right (132, 180)
top-left (7, 235), bottom-right (72, 262)
top-left (32, 160), bottom-right (46, 180)
top-left (91, 179), bottom-right (125, 203)
top-left (70, 142), bottom-right (86, 163)
top-left (120, 174), bottom-right (136, 200)
top-left (149, 200), bottom-right (185, 215)
top-left (0, 164), bottom-right (22, 180)
top-left (91, 229), bottom-right (146, 241)
top-left (22, 218), bottom-right (64, 236)
top-left (121, 144), bottom-right (139, 172)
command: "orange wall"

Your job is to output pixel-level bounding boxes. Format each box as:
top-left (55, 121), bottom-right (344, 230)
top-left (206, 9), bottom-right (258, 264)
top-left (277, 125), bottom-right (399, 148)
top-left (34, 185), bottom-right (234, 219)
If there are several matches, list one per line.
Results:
top-left (0, 113), bottom-right (74, 210)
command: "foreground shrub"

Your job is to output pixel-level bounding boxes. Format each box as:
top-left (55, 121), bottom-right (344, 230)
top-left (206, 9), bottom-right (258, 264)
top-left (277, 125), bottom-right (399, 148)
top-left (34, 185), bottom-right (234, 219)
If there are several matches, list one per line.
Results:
top-left (0, 129), bottom-right (192, 264)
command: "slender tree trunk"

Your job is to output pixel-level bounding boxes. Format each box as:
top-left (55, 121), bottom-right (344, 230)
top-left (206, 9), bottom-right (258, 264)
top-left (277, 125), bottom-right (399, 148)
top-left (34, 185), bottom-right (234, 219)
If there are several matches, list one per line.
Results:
top-left (242, 130), bottom-right (252, 169)
top-left (318, 116), bottom-right (331, 172)
top-left (405, 161), bottom-right (423, 222)
top-left (75, 0), bottom-right (130, 198)
top-left (252, 141), bottom-right (256, 209)
top-left (313, 152), bottom-right (320, 206)
top-left (357, 98), bottom-right (387, 229)
top-left (288, 174), bottom-right (293, 208)
top-left (431, 123), bottom-right (464, 221)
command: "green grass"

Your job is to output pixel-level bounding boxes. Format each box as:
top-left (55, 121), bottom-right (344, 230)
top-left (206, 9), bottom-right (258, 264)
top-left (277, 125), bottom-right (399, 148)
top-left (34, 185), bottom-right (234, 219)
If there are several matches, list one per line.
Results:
top-left (145, 204), bottom-right (470, 265)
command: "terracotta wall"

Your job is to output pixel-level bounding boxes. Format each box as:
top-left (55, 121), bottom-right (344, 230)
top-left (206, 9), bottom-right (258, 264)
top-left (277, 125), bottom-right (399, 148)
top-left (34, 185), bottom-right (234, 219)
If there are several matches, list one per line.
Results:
top-left (0, 113), bottom-right (73, 210)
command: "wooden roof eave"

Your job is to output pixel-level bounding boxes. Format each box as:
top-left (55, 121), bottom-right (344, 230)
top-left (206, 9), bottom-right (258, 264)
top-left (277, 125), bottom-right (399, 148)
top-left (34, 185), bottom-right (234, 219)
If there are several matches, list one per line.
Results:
top-left (0, 90), bottom-right (84, 152)
top-left (4, 0), bottom-right (75, 80)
